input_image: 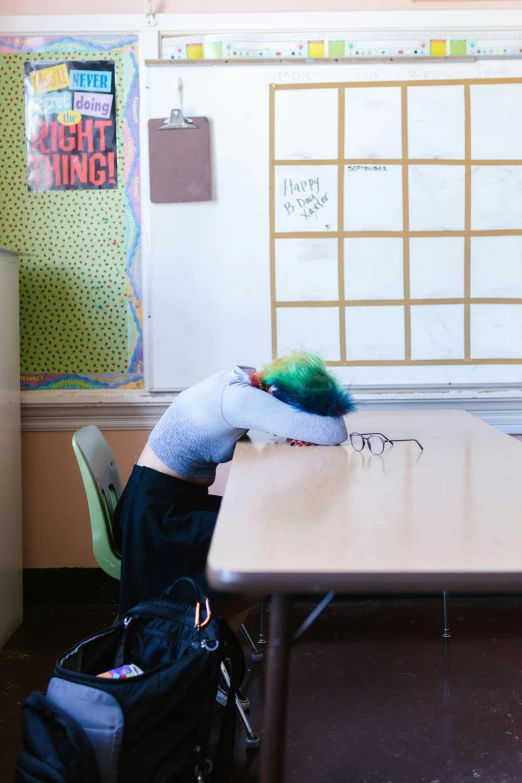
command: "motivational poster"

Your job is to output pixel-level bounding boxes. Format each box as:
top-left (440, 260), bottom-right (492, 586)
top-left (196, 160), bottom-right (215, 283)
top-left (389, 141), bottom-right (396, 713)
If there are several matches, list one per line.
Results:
top-left (25, 60), bottom-right (118, 191)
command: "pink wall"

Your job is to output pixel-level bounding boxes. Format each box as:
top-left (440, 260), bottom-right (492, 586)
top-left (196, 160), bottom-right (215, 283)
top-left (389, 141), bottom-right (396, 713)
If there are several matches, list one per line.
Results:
top-left (22, 430), bottom-right (148, 569)
top-left (1, 0), bottom-right (522, 13)
top-left (22, 430), bottom-right (231, 569)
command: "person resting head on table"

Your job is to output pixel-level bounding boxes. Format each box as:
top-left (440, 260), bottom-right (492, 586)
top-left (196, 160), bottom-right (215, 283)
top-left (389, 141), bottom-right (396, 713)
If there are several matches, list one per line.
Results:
top-left (114, 352), bottom-right (356, 621)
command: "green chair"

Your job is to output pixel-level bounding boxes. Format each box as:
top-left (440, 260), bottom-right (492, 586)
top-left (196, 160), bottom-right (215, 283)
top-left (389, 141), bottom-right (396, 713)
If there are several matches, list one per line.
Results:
top-left (72, 424), bottom-right (122, 581)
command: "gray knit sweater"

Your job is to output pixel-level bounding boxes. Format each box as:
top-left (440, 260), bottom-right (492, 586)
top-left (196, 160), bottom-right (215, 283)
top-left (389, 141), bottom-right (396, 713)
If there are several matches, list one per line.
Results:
top-left (149, 366), bottom-right (348, 479)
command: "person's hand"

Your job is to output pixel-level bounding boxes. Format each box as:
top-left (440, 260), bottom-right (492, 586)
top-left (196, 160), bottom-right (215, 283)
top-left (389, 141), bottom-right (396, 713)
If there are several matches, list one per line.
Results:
top-left (288, 439), bottom-right (313, 447)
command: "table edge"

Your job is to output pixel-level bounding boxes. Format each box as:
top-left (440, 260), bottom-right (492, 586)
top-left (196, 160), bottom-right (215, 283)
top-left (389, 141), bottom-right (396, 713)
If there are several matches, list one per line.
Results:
top-left (206, 566), bottom-right (522, 594)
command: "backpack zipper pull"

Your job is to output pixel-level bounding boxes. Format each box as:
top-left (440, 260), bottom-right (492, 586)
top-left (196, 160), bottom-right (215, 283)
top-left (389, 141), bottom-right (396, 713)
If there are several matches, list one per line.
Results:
top-left (201, 638), bottom-right (219, 652)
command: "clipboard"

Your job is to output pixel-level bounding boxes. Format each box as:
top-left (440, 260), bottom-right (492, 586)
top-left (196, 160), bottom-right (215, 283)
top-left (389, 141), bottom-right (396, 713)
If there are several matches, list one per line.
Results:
top-left (148, 107), bottom-right (211, 204)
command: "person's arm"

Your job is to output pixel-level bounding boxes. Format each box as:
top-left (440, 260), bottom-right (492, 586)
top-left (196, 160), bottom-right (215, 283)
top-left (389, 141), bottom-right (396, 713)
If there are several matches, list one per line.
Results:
top-left (221, 381), bottom-right (348, 445)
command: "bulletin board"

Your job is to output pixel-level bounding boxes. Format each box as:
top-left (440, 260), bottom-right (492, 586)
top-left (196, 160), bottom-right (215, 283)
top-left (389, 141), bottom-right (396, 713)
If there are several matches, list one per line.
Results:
top-left (0, 35), bottom-right (142, 390)
top-left (271, 78), bottom-right (522, 368)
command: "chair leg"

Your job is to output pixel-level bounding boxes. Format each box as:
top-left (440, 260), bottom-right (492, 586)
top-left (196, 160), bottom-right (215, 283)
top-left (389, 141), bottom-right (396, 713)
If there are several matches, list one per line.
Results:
top-left (240, 623), bottom-right (264, 663)
top-left (235, 694), bottom-right (261, 748)
top-left (442, 590), bottom-right (451, 639)
top-left (257, 600), bottom-right (268, 647)
top-left (220, 661), bottom-right (260, 748)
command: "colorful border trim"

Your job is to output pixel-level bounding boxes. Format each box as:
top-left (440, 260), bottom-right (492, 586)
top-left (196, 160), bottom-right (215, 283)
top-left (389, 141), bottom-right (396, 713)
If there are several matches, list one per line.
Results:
top-left (161, 32), bottom-right (522, 61)
top-left (0, 35), bottom-right (142, 391)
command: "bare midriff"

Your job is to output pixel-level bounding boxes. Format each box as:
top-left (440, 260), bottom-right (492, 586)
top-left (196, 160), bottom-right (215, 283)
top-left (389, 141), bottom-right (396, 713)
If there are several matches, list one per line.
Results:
top-left (136, 442), bottom-right (214, 488)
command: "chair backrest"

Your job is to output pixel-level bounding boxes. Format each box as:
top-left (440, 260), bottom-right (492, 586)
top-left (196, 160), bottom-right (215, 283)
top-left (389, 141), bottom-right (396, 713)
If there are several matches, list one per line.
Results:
top-left (72, 425), bottom-right (123, 580)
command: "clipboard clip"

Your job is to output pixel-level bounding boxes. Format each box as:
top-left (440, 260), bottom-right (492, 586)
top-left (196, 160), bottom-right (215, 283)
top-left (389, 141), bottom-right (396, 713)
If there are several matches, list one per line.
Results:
top-left (160, 78), bottom-right (198, 130)
top-left (160, 109), bottom-right (198, 130)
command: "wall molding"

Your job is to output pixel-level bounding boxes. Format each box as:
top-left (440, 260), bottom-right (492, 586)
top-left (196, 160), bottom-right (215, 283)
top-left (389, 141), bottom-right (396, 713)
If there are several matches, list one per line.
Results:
top-left (21, 390), bottom-right (175, 431)
top-left (21, 387), bottom-right (522, 433)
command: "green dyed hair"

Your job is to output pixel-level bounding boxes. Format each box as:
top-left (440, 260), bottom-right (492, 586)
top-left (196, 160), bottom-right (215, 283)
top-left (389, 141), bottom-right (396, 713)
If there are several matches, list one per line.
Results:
top-left (258, 352), bottom-right (356, 417)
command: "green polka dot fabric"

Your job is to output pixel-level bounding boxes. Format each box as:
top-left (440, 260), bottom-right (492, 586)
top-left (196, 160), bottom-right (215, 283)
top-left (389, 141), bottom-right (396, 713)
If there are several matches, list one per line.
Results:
top-left (0, 36), bottom-right (142, 390)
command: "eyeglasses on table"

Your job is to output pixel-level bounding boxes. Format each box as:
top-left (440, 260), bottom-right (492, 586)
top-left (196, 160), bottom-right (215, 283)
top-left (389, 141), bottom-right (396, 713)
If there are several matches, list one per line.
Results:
top-left (349, 432), bottom-right (424, 456)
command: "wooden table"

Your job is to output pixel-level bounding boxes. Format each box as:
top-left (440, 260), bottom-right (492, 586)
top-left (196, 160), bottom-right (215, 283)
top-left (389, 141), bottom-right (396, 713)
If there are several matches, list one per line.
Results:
top-left (207, 410), bottom-right (522, 783)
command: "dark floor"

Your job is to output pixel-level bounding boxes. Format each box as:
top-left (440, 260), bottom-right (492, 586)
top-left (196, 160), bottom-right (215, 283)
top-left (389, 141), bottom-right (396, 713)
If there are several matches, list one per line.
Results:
top-left (3, 599), bottom-right (522, 782)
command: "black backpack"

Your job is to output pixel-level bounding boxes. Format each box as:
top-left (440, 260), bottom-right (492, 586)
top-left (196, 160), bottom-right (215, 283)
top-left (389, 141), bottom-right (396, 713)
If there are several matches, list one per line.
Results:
top-left (16, 579), bottom-right (245, 783)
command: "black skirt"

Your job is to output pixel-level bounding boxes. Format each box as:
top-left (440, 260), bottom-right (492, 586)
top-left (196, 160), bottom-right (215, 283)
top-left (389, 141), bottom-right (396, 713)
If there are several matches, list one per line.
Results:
top-left (114, 465), bottom-right (222, 616)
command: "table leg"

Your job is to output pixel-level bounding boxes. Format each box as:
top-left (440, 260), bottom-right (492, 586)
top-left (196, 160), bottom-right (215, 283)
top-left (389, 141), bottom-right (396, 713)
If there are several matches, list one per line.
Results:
top-left (260, 593), bottom-right (292, 783)
top-left (258, 599), bottom-right (268, 646)
top-left (442, 590), bottom-right (451, 639)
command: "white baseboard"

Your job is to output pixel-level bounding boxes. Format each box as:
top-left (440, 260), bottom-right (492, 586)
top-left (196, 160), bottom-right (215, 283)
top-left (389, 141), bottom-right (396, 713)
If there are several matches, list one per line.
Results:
top-left (21, 390), bottom-right (174, 432)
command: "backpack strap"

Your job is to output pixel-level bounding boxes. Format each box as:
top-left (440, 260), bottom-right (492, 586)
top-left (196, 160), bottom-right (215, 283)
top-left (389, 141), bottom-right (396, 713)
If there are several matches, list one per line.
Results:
top-left (160, 578), bottom-right (207, 605)
top-left (211, 622), bottom-right (245, 783)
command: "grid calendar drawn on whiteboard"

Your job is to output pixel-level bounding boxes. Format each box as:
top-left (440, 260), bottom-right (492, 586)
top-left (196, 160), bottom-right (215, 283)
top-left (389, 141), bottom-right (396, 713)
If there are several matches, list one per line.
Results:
top-left (270, 78), bottom-right (522, 367)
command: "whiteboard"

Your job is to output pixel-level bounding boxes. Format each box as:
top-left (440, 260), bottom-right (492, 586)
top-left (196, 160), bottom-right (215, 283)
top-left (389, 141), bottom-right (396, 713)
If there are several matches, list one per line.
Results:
top-left (145, 59), bottom-right (522, 390)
